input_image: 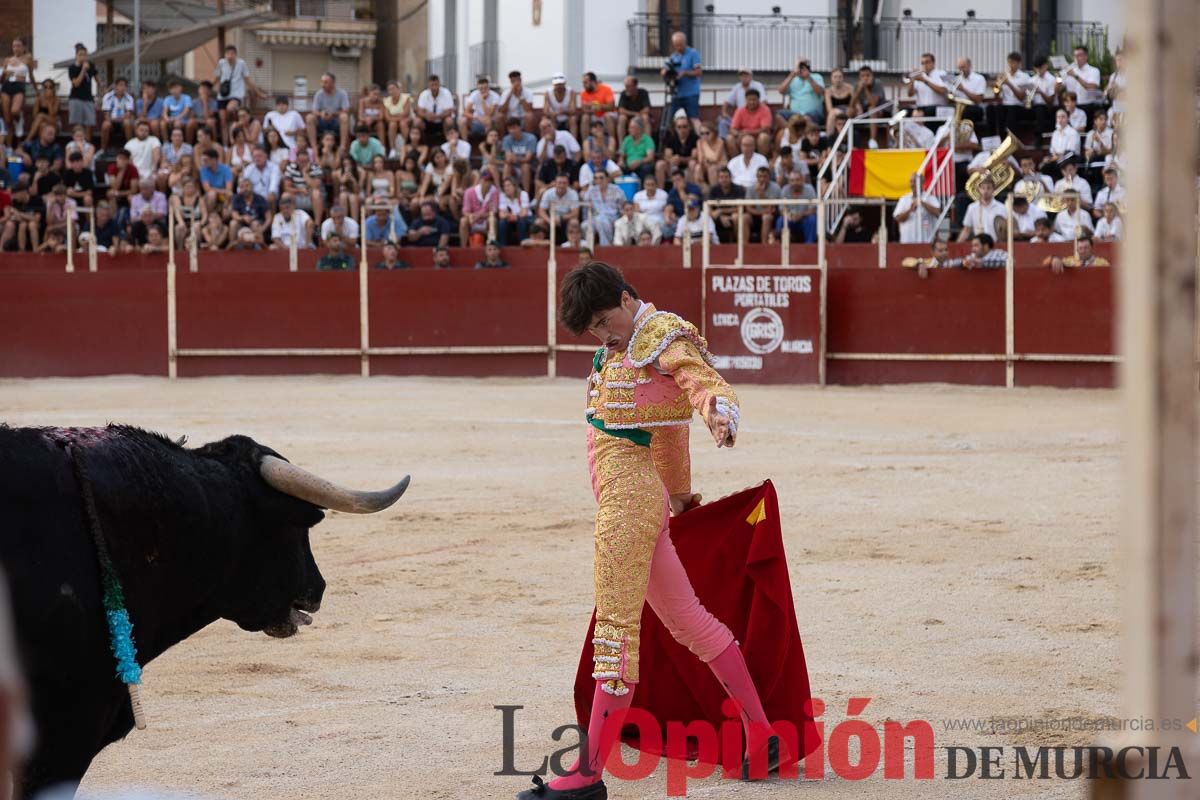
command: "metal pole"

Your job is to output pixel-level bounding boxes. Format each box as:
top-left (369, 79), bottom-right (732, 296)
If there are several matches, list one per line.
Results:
top-left (359, 203), bottom-right (370, 377)
top-left (1005, 195), bottom-right (1014, 389)
top-left (817, 199), bottom-right (827, 387)
top-left (877, 203), bottom-right (887, 269)
top-left (167, 208), bottom-right (177, 379)
top-left (132, 0), bottom-right (141, 87)
top-left (816, 198), bottom-right (827, 270)
top-left (547, 211), bottom-right (557, 378)
top-left (735, 205), bottom-right (744, 267)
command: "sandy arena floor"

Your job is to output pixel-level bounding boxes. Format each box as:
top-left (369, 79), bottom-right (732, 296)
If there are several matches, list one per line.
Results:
top-left (1, 376), bottom-right (1131, 799)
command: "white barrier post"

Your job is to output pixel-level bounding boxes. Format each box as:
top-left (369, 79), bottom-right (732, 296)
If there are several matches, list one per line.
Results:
top-left (701, 200), bottom-right (712, 273)
top-left (87, 208), bottom-right (97, 272)
top-left (289, 221), bottom-right (298, 272)
top-left (736, 204), bottom-right (744, 266)
top-left (877, 204), bottom-right (887, 269)
top-left (547, 210), bottom-right (557, 378)
top-left (1005, 195), bottom-right (1014, 388)
top-left (359, 202), bottom-right (370, 377)
top-left (817, 198), bottom-right (827, 270)
top-left (780, 202), bottom-right (790, 268)
top-left (65, 211), bottom-right (75, 272)
top-left (167, 210), bottom-right (177, 380)
top-left (188, 221), bottom-right (199, 273)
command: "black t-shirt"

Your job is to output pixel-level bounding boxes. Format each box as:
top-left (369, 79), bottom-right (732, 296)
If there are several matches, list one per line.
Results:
top-left (34, 172), bottom-right (63, 202)
top-left (662, 129), bottom-right (698, 159)
top-left (707, 183), bottom-right (745, 203)
top-left (95, 217), bottom-right (123, 248)
top-left (63, 168), bottom-right (94, 194)
top-left (538, 158), bottom-right (578, 187)
top-left (618, 88), bottom-right (651, 114)
top-left (841, 223), bottom-right (872, 243)
top-left (68, 62), bottom-right (97, 102)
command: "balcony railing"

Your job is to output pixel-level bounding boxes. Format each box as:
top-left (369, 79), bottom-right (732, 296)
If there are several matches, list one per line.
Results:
top-left (628, 13), bottom-right (1107, 76)
top-left (425, 54), bottom-right (457, 92)
top-left (270, 0), bottom-right (328, 19)
top-left (470, 40), bottom-right (500, 83)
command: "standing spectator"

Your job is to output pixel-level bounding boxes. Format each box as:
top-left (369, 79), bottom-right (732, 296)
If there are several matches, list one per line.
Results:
top-left (991, 52), bottom-right (1033, 138)
top-left (544, 73), bottom-right (578, 139)
top-left (538, 172), bottom-right (580, 239)
top-left (320, 203), bottom-right (359, 244)
top-left (616, 76), bottom-right (652, 144)
top-left (1094, 203), bottom-right (1123, 242)
top-left (777, 169), bottom-right (818, 243)
top-left (264, 95), bottom-right (306, 149)
top-left (241, 146), bottom-right (281, 207)
top-left (1061, 45), bottom-right (1103, 125)
top-left (307, 72), bottom-right (351, 151)
top-left (1029, 56), bottom-right (1059, 135)
top-left (364, 204), bottom-right (408, 246)
top-left (707, 166), bottom-right (745, 244)
top-left (718, 67), bottom-right (766, 141)
top-left (199, 149), bottom-right (233, 214)
top-left (269, 195), bottom-right (313, 250)
top-left (905, 53), bottom-right (950, 116)
top-left (66, 43), bottom-right (97, 141)
top-left (384, 80), bottom-right (414, 152)
top-left (497, 175), bottom-right (533, 245)
top-left (659, 112), bottom-right (699, 187)
top-left (613, 199), bottom-right (658, 245)
top-left (1093, 167), bottom-right (1126, 220)
top-left (744, 166), bottom-right (780, 243)
top-left (661, 32), bottom-right (702, 134)
top-left (459, 169), bottom-right (499, 245)
top-left (674, 194), bottom-right (717, 245)
top-left (777, 58), bottom-right (826, 125)
top-left (416, 74), bottom-right (456, 147)
top-left (958, 176), bottom-right (1005, 241)
top-left (358, 83), bottom-right (386, 142)
top-left (1052, 191), bottom-right (1094, 241)
top-left (579, 72), bottom-right (617, 139)
top-left (461, 75), bottom-right (501, 140)
top-left (124, 121), bottom-right (161, 184)
top-left (619, 117), bottom-right (655, 182)
top-left (375, 241), bottom-right (410, 269)
top-left (727, 134), bottom-right (769, 190)
top-left (475, 239), bottom-right (509, 269)
top-left (100, 77), bottom-right (135, 150)
top-left (406, 201), bottom-right (451, 248)
top-left (727, 89), bottom-right (773, 157)
top-left (349, 125), bottom-right (386, 167)
top-left (632, 174), bottom-right (668, 232)
top-left (159, 79), bottom-right (193, 144)
top-left (498, 70), bottom-right (535, 134)
top-left (892, 173), bottom-right (941, 243)
top-left (500, 117), bottom-right (538, 194)
top-left (316, 232), bottom-right (354, 270)
top-left (214, 45), bottom-right (263, 138)
top-left (229, 178), bottom-right (269, 246)
top-left (0, 36), bottom-right (34, 145)
top-left (535, 116), bottom-right (581, 164)
top-left (582, 170), bottom-right (624, 245)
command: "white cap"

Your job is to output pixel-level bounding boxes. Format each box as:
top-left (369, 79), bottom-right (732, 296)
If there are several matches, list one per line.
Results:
top-left (673, 108), bottom-right (688, 121)
top-left (551, 72), bottom-right (566, 85)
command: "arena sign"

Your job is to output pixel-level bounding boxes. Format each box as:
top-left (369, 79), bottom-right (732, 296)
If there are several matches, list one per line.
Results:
top-left (704, 269), bottom-right (822, 384)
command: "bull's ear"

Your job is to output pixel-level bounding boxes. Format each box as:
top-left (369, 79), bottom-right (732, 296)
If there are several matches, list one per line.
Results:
top-left (255, 490), bottom-right (326, 531)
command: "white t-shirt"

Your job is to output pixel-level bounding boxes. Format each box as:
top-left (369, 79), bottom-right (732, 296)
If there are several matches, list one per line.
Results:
top-left (499, 85), bottom-right (535, 117)
top-left (417, 87), bottom-right (456, 116)
top-left (320, 216), bottom-right (360, 242)
top-left (999, 70), bottom-right (1033, 106)
top-left (1049, 126), bottom-right (1081, 159)
top-left (675, 213), bottom-right (717, 244)
top-left (578, 160), bottom-right (621, 188)
top-left (1094, 184), bottom-right (1126, 210)
top-left (263, 109), bottom-right (305, 148)
top-left (464, 88), bottom-right (501, 117)
top-left (1015, 173), bottom-right (1054, 196)
top-left (893, 192), bottom-right (941, 243)
top-left (1012, 206), bottom-right (1045, 236)
top-left (498, 190), bottom-right (531, 216)
top-left (724, 80), bottom-right (767, 110)
top-left (125, 136), bottom-right (162, 179)
top-left (536, 130), bottom-right (581, 161)
top-left (101, 90), bottom-right (135, 119)
top-left (962, 199), bottom-right (1006, 237)
top-left (950, 71), bottom-right (988, 102)
top-left (1095, 217), bottom-right (1123, 241)
top-left (1066, 106), bottom-right (1086, 132)
top-left (1054, 175), bottom-right (1093, 207)
top-left (911, 69), bottom-right (949, 107)
top-left (1053, 208), bottom-right (1094, 240)
top-left (441, 139), bottom-right (472, 161)
top-left (1063, 62), bottom-right (1103, 105)
top-left (728, 152), bottom-right (769, 189)
top-left (633, 188), bottom-right (668, 227)
top-left (271, 209), bottom-right (313, 249)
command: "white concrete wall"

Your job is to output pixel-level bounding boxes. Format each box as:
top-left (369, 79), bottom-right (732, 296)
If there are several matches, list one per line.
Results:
top-left (33, 0), bottom-right (95, 90)
top-left (495, 0), bottom-right (566, 91)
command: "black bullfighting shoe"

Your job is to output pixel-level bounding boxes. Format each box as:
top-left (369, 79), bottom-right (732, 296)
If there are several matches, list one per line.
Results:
top-left (516, 775), bottom-right (608, 800)
top-left (741, 734), bottom-right (783, 781)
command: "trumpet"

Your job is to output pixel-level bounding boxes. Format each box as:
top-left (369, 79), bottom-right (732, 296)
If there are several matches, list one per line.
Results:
top-left (991, 73), bottom-right (1006, 97)
top-left (901, 69), bottom-right (923, 86)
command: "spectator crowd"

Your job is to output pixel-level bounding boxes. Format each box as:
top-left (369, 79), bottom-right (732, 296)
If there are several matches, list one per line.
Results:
top-left (0, 33), bottom-right (1142, 267)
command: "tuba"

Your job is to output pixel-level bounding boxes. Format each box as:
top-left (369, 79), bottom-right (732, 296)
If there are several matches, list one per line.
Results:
top-left (965, 132), bottom-right (1020, 201)
top-left (950, 95), bottom-right (975, 148)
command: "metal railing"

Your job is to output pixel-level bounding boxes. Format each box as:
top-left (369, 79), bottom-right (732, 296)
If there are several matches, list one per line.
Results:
top-left (269, 0), bottom-right (329, 18)
top-left (878, 18), bottom-right (1107, 76)
top-left (628, 13), bottom-right (840, 73)
top-left (469, 41), bottom-right (500, 85)
top-left (425, 54), bottom-right (457, 94)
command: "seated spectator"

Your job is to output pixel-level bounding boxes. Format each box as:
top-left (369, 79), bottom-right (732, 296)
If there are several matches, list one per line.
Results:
top-left (1094, 203), bottom-right (1123, 242)
top-left (719, 67), bottom-right (766, 140)
top-left (264, 127), bottom-right (290, 168)
top-left (581, 119), bottom-right (615, 164)
top-left (536, 115), bottom-right (581, 163)
top-left (100, 77), bottom-right (136, 150)
top-left (498, 70), bottom-right (535, 133)
top-left (538, 173), bottom-right (580, 239)
top-left (497, 175), bottom-right (533, 245)
top-left (188, 80), bottom-right (220, 145)
top-left (282, 149), bottom-right (325, 224)
top-left (579, 72), bottom-right (617, 139)
top-left (199, 149), bottom-right (234, 214)
top-left (159, 128), bottom-right (193, 192)
top-left (129, 178), bottom-right (167, 244)
top-left (43, 185), bottom-right (77, 243)
top-left (461, 74), bottom-right (500, 140)
top-left (168, 178), bottom-right (206, 242)
top-left (707, 166), bottom-right (744, 244)
top-left (365, 153), bottom-right (399, 204)
top-left (123, 121), bottom-right (161, 184)
top-left (691, 121), bottom-right (726, 188)
top-left (415, 148), bottom-right (450, 213)
top-left (1045, 234), bottom-right (1109, 273)
top-left (460, 169), bottom-right (499, 246)
top-left (674, 194), bottom-right (717, 245)
top-left (777, 169), bottom-right (818, 243)
top-left (407, 201), bottom-right (452, 248)
top-left (659, 203), bottom-right (679, 243)
top-left (159, 79), bottom-right (192, 144)
top-left (320, 204), bottom-right (359, 244)
top-left (545, 72), bottom-right (578, 139)
top-left (727, 89), bottom-right (773, 158)
top-left (613, 199), bottom-right (659, 246)
top-left (195, 127), bottom-right (225, 166)
top-left (199, 211), bottom-right (228, 250)
top-left (229, 224), bottom-right (264, 250)
top-left (728, 134), bottom-right (769, 190)
top-left (1029, 217), bottom-right (1064, 243)
top-left (1084, 110), bottom-right (1113, 174)
top-left (440, 125), bottom-right (471, 163)
top-left (656, 112), bottom-right (697, 187)
top-left (575, 246), bottom-right (593, 266)
top-left (619, 117), bottom-right (655, 182)
top-left (134, 80), bottom-right (163, 135)
top-left (772, 145), bottom-right (806, 186)
top-left (1053, 158), bottom-right (1093, 210)
top-left (35, 227), bottom-right (69, 254)
top-left (416, 74), bottom-right (456, 147)
top-left (21, 123), bottom-right (63, 171)
top-left (777, 58), bottom-right (825, 126)
top-left (665, 171), bottom-right (703, 216)
top-left (582, 170), bottom-right (624, 246)
top-left (364, 204), bottom-right (408, 245)
top-left (500, 117), bottom-right (538, 194)
top-left (834, 207), bottom-right (872, 243)
top-left (961, 233), bottom-right (1007, 269)
top-left (902, 237), bottom-right (953, 279)
top-left (537, 144), bottom-right (578, 195)
top-left (359, 83), bottom-right (387, 142)
top-left (307, 72), bottom-right (351, 150)
top-left (106, 150), bottom-right (139, 211)
top-left (479, 128), bottom-right (505, 176)
top-left (849, 65), bottom-right (886, 141)
top-left (1093, 168), bottom-right (1126, 220)
top-left (375, 241), bottom-right (410, 269)
top-left (1015, 156), bottom-right (1054, 198)
top-left (269, 196), bottom-right (314, 250)
top-left (1008, 195), bottom-right (1045, 241)
top-left (264, 95), bottom-right (306, 149)
top-left (241, 146), bottom-right (281, 206)
top-left (1042, 109), bottom-right (1081, 179)
top-left (349, 125), bottom-right (386, 168)
top-left (616, 75), bottom-right (652, 143)
top-left (637, 229), bottom-right (654, 246)
top-left (62, 151), bottom-right (94, 210)
top-left (745, 166), bottom-right (780, 243)
top-left (229, 179), bottom-right (269, 246)
top-left (385, 80), bottom-right (414, 152)
top-left (520, 220), bottom-right (551, 247)
top-left (578, 149), bottom-right (621, 191)
top-left (84, 200), bottom-right (124, 252)
top-left (475, 239), bottom-right (510, 269)
top-left (317, 232), bottom-right (354, 270)
top-left (958, 177), bottom-right (1005, 241)
top-left (433, 243), bottom-right (452, 268)
top-left (1, 182), bottom-right (41, 251)
top-left (560, 218), bottom-right (586, 249)
top-left (632, 174), bottom-right (668, 232)
top-left (1061, 91), bottom-right (1086, 133)
top-left (1052, 191), bottom-right (1094, 241)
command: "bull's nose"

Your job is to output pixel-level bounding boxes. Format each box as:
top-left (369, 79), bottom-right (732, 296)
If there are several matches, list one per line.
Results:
top-left (294, 598), bottom-right (321, 613)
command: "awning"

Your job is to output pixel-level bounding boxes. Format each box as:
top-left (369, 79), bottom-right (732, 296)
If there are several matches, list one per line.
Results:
top-left (108, 0), bottom-right (269, 33)
top-left (254, 29), bottom-right (376, 48)
top-left (54, 7), bottom-right (280, 69)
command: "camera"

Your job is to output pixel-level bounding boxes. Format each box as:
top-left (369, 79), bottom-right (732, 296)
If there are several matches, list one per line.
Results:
top-left (662, 57), bottom-right (679, 87)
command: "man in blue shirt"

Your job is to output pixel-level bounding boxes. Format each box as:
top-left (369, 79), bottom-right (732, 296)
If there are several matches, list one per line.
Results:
top-left (661, 31), bottom-right (702, 134)
top-left (500, 117), bottom-right (539, 194)
top-left (159, 79), bottom-right (193, 144)
top-left (364, 205), bottom-right (409, 246)
top-left (665, 170), bottom-right (703, 216)
top-left (135, 80), bottom-right (163, 130)
top-left (199, 149), bottom-right (234, 210)
top-left (777, 58), bottom-right (826, 124)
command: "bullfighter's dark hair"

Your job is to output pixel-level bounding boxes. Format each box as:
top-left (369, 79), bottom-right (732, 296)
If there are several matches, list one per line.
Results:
top-left (558, 262), bottom-right (639, 336)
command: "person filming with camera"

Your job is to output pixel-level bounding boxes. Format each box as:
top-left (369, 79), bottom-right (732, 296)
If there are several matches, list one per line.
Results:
top-left (660, 31), bottom-right (702, 136)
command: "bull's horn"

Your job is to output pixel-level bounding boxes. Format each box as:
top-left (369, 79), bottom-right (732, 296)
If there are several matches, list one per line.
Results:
top-left (259, 456), bottom-right (410, 513)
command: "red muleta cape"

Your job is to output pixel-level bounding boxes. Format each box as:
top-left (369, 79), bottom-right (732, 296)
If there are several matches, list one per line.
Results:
top-left (574, 480), bottom-right (820, 765)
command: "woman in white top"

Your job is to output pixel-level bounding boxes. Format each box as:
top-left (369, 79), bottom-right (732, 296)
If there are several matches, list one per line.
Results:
top-left (1041, 109), bottom-right (1081, 178)
top-left (1, 36), bottom-right (34, 144)
top-left (65, 125), bottom-right (96, 170)
top-left (227, 126), bottom-right (254, 173)
top-left (1094, 203), bottom-right (1123, 242)
top-left (497, 175), bottom-right (533, 244)
top-left (264, 128), bottom-right (290, 168)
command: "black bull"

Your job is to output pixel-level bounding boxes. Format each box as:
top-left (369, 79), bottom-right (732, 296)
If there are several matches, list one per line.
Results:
top-left (0, 424), bottom-right (408, 796)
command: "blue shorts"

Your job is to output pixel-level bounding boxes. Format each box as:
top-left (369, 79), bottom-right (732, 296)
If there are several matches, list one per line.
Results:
top-left (670, 94), bottom-right (700, 120)
top-left (468, 120), bottom-right (487, 137)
